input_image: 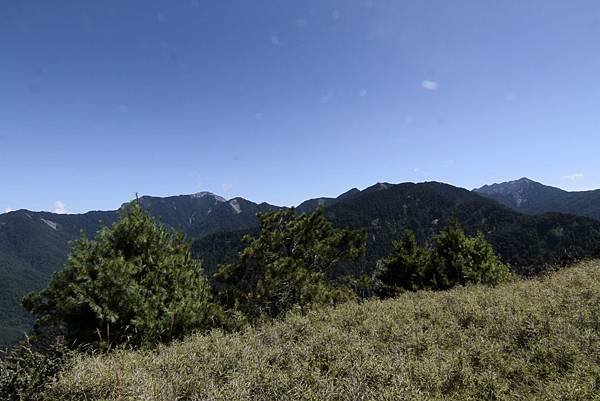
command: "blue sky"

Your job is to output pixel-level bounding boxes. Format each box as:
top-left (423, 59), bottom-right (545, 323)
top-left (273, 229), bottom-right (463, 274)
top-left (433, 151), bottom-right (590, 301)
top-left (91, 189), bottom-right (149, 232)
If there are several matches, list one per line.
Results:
top-left (1, 1), bottom-right (599, 213)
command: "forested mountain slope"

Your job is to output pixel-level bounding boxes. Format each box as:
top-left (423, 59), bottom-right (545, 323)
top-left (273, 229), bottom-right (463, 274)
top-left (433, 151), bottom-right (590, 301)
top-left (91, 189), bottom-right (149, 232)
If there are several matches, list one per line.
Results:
top-left (194, 182), bottom-right (600, 277)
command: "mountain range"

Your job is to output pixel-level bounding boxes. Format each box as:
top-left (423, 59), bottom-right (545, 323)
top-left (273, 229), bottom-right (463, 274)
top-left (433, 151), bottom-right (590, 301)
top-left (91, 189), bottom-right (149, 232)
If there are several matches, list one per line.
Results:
top-left (475, 177), bottom-right (600, 220)
top-left (194, 180), bottom-right (600, 278)
top-left (2, 178), bottom-right (600, 345)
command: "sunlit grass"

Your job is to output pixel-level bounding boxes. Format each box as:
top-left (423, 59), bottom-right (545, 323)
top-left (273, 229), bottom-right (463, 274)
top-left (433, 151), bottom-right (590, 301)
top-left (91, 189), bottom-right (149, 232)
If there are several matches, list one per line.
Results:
top-left (47, 261), bottom-right (600, 400)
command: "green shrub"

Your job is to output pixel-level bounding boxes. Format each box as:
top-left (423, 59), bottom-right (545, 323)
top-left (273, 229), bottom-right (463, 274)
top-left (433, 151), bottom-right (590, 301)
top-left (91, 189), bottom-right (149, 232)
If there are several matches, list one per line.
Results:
top-left (0, 339), bottom-right (73, 401)
top-left (215, 208), bottom-right (366, 318)
top-left (377, 222), bottom-right (511, 295)
top-left (375, 230), bottom-right (430, 295)
top-left (429, 222), bottom-right (512, 289)
top-left (23, 202), bottom-right (222, 349)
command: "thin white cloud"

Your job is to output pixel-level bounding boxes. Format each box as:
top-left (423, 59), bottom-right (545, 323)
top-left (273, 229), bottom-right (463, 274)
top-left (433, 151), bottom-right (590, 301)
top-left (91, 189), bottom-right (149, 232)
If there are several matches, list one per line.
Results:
top-left (413, 168), bottom-right (420, 173)
top-left (359, 88), bottom-right (368, 97)
top-left (421, 80), bottom-right (439, 91)
top-left (3, 208), bottom-right (13, 214)
top-left (563, 173), bottom-right (584, 181)
top-left (270, 34), bottom-right (283, 47)
top-left (53, 201), bottom-right (69, 214)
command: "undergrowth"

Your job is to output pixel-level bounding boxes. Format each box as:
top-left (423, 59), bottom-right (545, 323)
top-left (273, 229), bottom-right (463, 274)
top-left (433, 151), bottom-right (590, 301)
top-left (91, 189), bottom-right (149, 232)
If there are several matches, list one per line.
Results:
top-left (43, 260), bottom-right (600, 400)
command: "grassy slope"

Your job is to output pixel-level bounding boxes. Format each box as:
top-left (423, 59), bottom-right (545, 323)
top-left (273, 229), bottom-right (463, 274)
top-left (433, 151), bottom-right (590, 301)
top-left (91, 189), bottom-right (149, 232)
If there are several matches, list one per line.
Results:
top-left (48, 261), bottom-right (600, 401)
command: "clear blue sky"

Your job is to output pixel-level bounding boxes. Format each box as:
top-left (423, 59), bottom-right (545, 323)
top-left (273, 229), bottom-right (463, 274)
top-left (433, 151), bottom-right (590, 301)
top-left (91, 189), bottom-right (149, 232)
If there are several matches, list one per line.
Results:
top-left (2, 1), bottom-right (599, 214)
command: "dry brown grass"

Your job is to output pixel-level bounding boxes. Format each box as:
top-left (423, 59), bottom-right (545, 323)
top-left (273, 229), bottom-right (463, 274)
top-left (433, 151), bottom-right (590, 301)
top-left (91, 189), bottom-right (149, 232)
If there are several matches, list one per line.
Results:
top-left (46, 261), bottom-right (600, 400)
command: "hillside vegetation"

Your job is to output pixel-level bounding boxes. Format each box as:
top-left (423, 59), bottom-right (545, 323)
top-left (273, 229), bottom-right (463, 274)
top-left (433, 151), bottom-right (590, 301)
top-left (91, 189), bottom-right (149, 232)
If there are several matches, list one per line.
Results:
top-left (4, 182), bottom-right (600, 346)
top-left (0, 193), bottom-right (273, 346)
top-left (45, 260), bottom-right (600, 401)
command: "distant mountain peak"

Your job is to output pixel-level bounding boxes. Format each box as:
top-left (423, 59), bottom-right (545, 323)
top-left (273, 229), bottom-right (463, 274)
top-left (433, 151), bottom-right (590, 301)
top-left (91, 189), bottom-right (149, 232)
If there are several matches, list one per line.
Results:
top-left (512, 177), bottom-right (535, 185)
top-left (190, 192), bottom-right (226, 202)
top-left (228, 199), bottom-right (242, 214)
top-left (475, 178), bottom-right (549, 208)
top-left (363, 182), bottom-right (392, 194)
top-left (374, 182), bottom-right (391, 189)
top-left (475, 177), bottom-right (543, 195)
top-left (473, 178), bottom-right (600, 220)
top-left (337, 188), bottom-right (361, 200)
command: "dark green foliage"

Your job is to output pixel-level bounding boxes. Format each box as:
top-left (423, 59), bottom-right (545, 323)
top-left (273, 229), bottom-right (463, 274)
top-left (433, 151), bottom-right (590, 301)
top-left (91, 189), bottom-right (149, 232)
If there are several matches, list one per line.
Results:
top-left (428, 222), bottom-right (512, 289)
top-left (375, 230), bottom-right (430, 295)
top-left (0, 339), bottom-right (73, 401)
top-left (22, 203), bottom-right (221, 348)
top-left (376, 223), bottom-right (511, 295)
top-left (215, 208), bottom-right (366, 318)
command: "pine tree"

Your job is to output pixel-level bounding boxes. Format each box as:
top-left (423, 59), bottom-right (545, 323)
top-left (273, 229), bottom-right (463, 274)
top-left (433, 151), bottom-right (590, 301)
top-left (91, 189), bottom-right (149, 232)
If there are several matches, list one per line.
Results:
top-left (430, 222), bottom-right (512, 289)
top-left (376, 222), bottom-right (511, 296)
top-left (23, 202), bottom-right (222, 348)
top-left (215, 208), bottom-right (366, 318)
top-left (374, 230), bottom-right (429, 295)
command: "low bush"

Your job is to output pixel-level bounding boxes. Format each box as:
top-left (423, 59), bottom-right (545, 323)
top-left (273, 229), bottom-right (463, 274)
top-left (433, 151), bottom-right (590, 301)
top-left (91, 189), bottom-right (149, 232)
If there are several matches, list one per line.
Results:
top-left (0, 339), bottom-right (74, 401)
top-left (376, 223), bottom-right (511, 296)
